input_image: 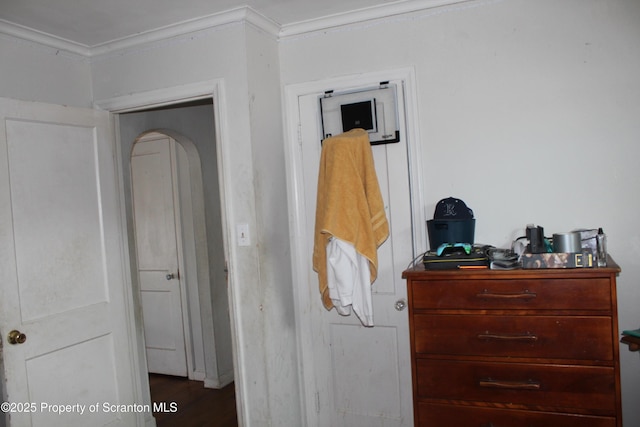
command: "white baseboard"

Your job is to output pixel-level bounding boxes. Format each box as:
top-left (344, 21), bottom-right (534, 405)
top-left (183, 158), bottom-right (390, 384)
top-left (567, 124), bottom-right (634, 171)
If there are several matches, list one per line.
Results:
top-left (204, 369), bottom-right (234, 389)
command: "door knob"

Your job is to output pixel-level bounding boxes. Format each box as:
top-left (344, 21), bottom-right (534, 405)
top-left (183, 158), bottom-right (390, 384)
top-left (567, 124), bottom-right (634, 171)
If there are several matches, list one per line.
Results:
top-left (7, 330), bottom-right (26, 345)
top-left (395, 299), bottom-right (407, 311)
top-left (166, 273), bottom-right (175, 280)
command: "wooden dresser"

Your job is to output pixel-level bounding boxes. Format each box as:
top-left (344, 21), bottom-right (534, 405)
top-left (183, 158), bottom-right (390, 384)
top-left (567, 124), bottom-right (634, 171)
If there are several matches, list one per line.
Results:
top-left (402, 259), bottom-right (622, 427)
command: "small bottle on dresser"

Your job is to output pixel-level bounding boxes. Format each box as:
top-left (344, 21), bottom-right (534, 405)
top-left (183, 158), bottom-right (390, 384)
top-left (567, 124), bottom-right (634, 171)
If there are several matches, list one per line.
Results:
top-left (596, 227), bottom-right (607, 267)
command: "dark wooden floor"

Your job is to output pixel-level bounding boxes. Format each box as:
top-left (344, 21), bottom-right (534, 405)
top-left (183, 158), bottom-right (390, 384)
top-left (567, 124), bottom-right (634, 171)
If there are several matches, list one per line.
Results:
top-left (149, 374), bottom-right (238, 427)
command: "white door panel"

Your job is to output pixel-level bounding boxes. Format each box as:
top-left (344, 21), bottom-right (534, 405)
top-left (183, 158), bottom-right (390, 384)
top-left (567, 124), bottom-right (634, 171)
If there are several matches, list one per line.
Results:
top-left (0, 98), bottom-right (140, 426)
top-left (139, 271), bottom-right (186, 374)
top-left (131, 138), bottom-right (178, 270)
top-left (328, 325), bottom-right (404, 427)
top-left (298, 80), bottom-right (414, 427)
top-left (131, 135), bottom-right (187, 377)
top-left (8, 120), bottom-right (107, 322)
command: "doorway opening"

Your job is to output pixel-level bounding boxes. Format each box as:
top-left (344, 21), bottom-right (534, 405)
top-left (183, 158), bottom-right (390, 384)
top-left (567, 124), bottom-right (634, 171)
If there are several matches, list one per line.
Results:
top-left (118, 99), bottom-right (236, 426)
top-left (131, 132), bottom-right (194, 378)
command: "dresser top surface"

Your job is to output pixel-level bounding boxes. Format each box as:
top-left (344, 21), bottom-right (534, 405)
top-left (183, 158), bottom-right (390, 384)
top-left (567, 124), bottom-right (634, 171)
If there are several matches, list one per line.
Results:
top-left (403, 256), bottom-right (620, 280)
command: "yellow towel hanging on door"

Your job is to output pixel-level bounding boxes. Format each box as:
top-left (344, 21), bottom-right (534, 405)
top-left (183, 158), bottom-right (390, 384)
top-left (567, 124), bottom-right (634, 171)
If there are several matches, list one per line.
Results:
top-left (312, 128), bottom-right (389, 312)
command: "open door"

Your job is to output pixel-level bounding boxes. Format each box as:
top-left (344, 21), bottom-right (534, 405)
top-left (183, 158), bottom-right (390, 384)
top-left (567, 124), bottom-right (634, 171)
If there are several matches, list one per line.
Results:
top-left (0, 98), bottom-right (143, 427)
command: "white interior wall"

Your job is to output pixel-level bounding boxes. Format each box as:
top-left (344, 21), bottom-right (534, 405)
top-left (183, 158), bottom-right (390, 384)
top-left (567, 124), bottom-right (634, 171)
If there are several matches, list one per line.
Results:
top-left (0, 35), bottom-right (92, 107)
top-left (3, 0), bottom-right (640, 425)
top-left (244, 25), bottom-right (301, 427)
top-left (280, 0), bottom-right (640, 424)
top-left (91, 20), bottom-right (300, 426)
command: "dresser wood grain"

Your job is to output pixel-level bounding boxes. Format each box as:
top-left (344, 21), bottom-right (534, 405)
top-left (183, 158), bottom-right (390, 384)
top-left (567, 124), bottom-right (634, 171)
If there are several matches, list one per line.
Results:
top-left (403, 260), bottom-right (622, 427)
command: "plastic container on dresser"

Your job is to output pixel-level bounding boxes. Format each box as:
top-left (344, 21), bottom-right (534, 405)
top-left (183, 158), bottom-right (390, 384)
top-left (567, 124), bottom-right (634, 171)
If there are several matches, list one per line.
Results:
top-left (402, 258), bottom-right (622, 427)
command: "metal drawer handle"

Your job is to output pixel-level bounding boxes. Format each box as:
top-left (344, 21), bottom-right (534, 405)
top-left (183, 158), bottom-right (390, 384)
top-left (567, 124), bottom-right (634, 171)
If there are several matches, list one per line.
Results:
top-left (477, 332), bottom-right (538, 342)
top-left (476, 290), bottom-right (537, 300)
top-left (479, 378), bottom-right (541, 390)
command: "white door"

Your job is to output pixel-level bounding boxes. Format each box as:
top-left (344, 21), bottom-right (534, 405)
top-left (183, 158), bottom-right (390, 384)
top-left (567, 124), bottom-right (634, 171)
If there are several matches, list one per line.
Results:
top-left (298, 82), bottom-right (415, 426)
top-left (0, 98), bottom-right (141, 426)
top-left (131, 133), bottom-right (187, 377)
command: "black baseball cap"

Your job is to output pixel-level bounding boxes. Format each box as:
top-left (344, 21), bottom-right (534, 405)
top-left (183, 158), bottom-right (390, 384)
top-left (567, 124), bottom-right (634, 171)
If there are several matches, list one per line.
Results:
top-left (433, 197), bottom-right (474, 220)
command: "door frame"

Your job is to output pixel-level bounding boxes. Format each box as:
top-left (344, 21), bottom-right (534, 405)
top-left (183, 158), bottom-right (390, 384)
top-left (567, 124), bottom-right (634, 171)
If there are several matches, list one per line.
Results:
top-left (282, 67), bottom-right (426, 425)
top-left (95, 79), bottom-right (243, 426)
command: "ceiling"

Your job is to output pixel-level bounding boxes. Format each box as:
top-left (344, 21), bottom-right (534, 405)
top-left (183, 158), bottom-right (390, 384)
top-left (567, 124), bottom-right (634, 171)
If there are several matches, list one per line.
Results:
top-left (0, 0), bottom-right (404, 47)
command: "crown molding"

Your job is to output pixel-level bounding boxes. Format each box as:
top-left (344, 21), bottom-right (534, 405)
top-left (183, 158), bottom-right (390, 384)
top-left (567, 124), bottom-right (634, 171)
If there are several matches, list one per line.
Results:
top-left (0, 19), bottom-right (91, 58)
top-left (0, 6), bottom-right (279, 60)
top-left (91, 7), bottom-right (280, 57)
top-left (244, 7), bottom-right (282, 37)
top-left (279, 0), bottom-right (473, 39)
top-left (0, 0), bottom-right (475, 59)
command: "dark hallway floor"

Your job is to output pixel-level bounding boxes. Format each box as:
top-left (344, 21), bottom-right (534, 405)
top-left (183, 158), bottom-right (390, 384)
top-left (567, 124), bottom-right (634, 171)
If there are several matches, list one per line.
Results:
top-left (149, 374), bottom-right (238, 427)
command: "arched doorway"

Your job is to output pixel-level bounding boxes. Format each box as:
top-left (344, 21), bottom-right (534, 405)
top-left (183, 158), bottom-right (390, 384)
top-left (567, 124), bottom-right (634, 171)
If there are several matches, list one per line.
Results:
top-left (130, 131), bottom-right (206, 378)
top-left (118, 100), bottom-right (236, 426)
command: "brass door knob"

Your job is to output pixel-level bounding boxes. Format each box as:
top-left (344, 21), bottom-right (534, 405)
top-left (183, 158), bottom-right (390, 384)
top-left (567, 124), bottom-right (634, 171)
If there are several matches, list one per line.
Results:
top-left (7, 330), bottom-right (26, 345)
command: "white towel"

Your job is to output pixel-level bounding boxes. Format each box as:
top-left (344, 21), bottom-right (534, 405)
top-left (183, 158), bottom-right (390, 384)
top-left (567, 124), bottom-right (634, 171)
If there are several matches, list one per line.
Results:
top-left (326, 237), bottom-right (374, 326)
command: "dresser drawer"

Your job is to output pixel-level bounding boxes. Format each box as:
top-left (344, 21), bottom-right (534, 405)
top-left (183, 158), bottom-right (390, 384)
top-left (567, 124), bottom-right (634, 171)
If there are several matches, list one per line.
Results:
top-left (416, 359), bottom-right (616, 412)
top-left (414, 314), bottom-right (613, 360)
top-left (417, 402), bottom-right (616, 427)
top-left (410, 278), bottom-right (611, 311)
